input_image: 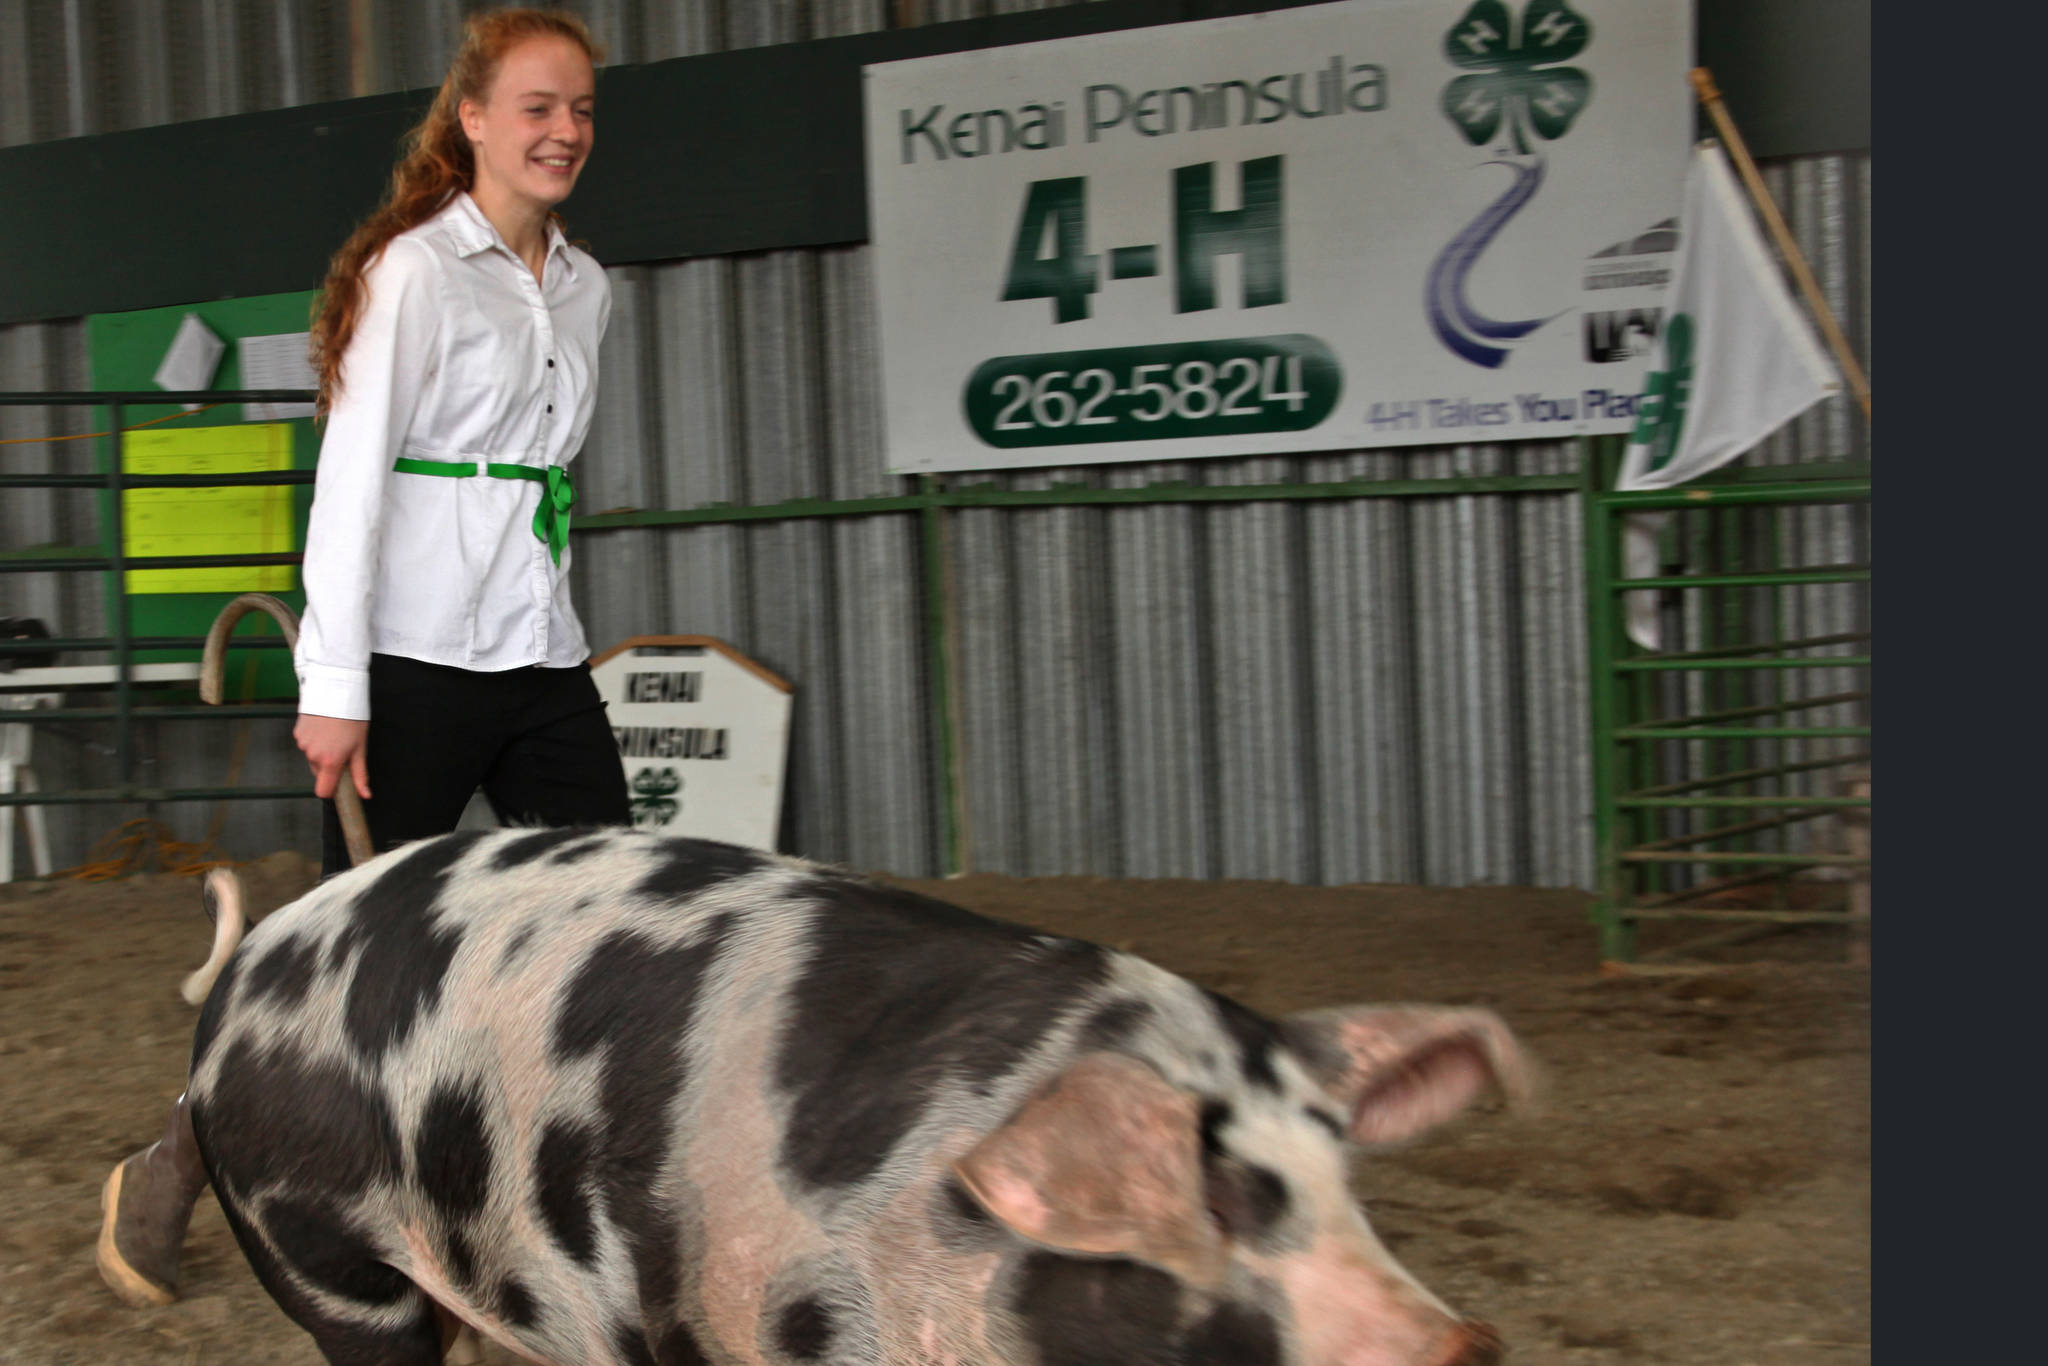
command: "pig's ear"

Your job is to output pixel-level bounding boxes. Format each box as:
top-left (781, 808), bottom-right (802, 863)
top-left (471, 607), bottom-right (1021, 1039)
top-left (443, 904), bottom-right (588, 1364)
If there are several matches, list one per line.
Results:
top-left (951, 1053), bottom-right (1228, 1287)
top-left (1281, 1006), bottom-right (1536, 1149)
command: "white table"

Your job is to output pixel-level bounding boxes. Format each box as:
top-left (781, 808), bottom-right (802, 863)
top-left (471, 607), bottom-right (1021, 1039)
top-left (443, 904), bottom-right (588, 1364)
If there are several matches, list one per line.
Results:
top-left (1, 662), bottom-right (204, 692)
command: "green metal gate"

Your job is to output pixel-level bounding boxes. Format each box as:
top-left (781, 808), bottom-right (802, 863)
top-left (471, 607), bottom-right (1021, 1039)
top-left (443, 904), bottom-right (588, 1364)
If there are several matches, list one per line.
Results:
top-left (1582, 435), bottom-right (1871, 962)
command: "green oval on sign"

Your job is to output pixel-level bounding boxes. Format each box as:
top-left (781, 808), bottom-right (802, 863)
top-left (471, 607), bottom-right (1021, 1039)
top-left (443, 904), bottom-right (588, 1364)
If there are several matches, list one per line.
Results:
top-left (964, 335), bottom-right (1342, 448)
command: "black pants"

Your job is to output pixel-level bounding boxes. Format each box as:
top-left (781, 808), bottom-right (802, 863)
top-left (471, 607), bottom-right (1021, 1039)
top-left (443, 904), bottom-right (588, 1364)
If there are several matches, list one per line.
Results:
top-left (320, 654), bottom-right (630, 877)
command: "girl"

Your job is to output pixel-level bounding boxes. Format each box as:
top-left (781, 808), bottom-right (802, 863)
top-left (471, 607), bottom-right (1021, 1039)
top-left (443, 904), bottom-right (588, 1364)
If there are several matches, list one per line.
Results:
top-left (98, 7), bottom-right (626, 1312)
top-left (295, 4), bottom-right (628, 874)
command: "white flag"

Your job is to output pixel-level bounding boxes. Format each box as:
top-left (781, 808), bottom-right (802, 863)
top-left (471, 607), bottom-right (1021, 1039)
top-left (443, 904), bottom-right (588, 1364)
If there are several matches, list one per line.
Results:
top-left (1618, 142), bottom-right (1841, 649)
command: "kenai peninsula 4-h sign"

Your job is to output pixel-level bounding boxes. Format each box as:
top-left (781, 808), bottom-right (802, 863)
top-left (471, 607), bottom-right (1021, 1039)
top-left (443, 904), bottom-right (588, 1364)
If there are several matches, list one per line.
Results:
top-left (862, 0), bottom-right (1692, 472)
top-left (589, 637), bottom-right (794, 852)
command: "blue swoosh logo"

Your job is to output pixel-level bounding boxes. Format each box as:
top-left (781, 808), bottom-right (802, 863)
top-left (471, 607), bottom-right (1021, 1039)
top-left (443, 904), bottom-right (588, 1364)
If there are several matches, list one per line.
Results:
top-left (1426, 158), bottom-right (1557, 368)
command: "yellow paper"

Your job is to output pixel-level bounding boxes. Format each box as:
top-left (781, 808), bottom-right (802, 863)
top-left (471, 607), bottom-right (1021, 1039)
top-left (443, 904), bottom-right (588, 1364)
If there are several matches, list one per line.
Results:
top-left (122, 425), bottom-right (297, 593)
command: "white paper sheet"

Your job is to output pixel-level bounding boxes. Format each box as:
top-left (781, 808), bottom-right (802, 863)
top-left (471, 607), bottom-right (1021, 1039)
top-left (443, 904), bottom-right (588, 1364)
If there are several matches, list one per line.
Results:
top-left (151, 313), bottom-right (225, 410)
top-left (237, 332), bottom-right (318, 421)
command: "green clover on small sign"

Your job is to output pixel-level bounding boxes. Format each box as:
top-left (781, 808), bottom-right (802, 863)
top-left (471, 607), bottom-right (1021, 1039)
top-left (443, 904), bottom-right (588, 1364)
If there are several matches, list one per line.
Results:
top-left (632, 767), bottom-right (681, 798)
top-left (1441, 0), bottom-right (1593, 154)
top-left (630, 766), bottom-right (682, 828)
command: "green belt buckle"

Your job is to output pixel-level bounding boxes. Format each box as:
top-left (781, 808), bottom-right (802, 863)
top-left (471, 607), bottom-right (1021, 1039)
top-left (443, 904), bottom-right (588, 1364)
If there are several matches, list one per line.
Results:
top-left (391, 456), bottom-right (574, 564)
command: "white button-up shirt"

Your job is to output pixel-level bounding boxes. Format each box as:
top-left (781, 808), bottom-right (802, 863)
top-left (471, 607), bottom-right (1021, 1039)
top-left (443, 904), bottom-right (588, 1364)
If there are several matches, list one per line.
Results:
top-left (295, 192), bottom-right (609, 720)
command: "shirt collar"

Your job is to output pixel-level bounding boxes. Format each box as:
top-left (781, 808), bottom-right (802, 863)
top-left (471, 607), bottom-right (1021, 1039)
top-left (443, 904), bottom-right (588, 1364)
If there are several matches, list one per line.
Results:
top-left (441, 192), bottom-right (577, 281)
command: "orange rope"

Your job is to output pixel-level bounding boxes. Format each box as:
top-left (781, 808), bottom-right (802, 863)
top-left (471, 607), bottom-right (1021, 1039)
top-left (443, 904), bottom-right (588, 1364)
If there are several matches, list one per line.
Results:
top-left (0, 401), bottom-right (232, 448)
top-left (55, 818), bottom-right (236, 881)
top-left (54, 653), bottom-right (265, 882)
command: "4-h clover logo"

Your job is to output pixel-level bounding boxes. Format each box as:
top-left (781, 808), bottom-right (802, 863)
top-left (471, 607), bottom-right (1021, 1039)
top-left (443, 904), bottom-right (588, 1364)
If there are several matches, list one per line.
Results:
top-left (1442, 0), bottom-right (1593, 154)
top-left (629, 766), bottom-right (681, 828)
top-left (1424, 0), bottom-right (1594, 369)
top-left (1629, 312), bottom-right (1695, 474)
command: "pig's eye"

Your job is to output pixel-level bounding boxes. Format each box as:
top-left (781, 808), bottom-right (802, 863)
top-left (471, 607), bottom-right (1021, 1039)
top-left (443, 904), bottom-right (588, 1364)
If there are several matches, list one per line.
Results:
top-left (1204, 1159), bottom-right (1290, 1241)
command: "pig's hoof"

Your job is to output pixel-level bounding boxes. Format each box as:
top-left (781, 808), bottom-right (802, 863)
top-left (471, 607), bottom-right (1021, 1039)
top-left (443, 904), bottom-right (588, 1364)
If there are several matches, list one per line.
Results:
top-left (96, 1157), bottom-right (181, 1307)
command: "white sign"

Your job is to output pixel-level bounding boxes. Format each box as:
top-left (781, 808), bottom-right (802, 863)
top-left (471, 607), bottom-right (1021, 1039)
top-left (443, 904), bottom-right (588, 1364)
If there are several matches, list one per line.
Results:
top-left (152, 312), bottom-right (225, 411)
top-left (589, 637), bottom-right (793, 851)
top-left (864, 0), bottom-right (1692, 472)
top-left (238, 332), bottom-right (319, 421)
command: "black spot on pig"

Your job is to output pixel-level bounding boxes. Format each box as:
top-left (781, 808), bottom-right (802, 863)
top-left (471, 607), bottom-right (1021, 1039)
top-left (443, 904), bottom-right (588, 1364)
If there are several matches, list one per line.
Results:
top-left (775, 1295), bottom-right (834, 1359)
top-left (1013, 1252), bottom-right (1182, 1366)
top-left (261, 1195), bottom-right (412, 1305)
top-left (535, 1118), bottom-right (599, 1266)
top-left (944, 1175), bottom-right (994, 1227)
top-left (193, 1038), bottom-right (399, 1201)
top-left (327, 923), bottom-right (361, 976)
top-left (1276, 1015), bottom-right (1352, 1093)
top-left (1303, 1106), bottom-right (1346, 1141)
top-left (931, 1174), bottom-right (1003, 1251)
top-left (1198, 1102), bottom-right (1293, 1243)
top-left (549, 832), bottom-right (612, 865)
top-left (499, 922), bottom-right (537, 974)
top-left (1243, 1165), bottom-right (1289, 1231)
top-left (611, 1320), bottom-right (659, 1366)
top-left (341, 832), bottom-right (483, 1061)
top-left (552, 920), bottom-right (733, 1326)
top-left (636, 839), bottom-right (768, 903)
top-left (656, 1320), bottom-right (713, 1364)
top-left (414, 1082), bottom-right (492, 1220)
top-left (188, 948), bottom-right (242, 1071)
top-left (613, 1319), bottom-right (708, 1366)
top-left (490, 826), bottom-right (589, 870)
top-left (245, 934), bottom-right (321, 1009)
top-left (1077, 996), bottom-right (1153, 1052)
top-left (497, 1275), bottom-right (539, 1329)
top-left (1183, 1300), bottom-right (1283, 1366)
top-left (1205, 989), bottom-right (1283, 1090)
top-left (210, 1194), bottom-right (441, 1360)
top-left (1198, 1100), bottom-right (1233, 1154)
top-left (777, 876), bottom-right (1110, 1191)
top-left (1204, 1160), bottom-right (1291, 1244)
top-left (445, 1226), bottom-right (478, 1290)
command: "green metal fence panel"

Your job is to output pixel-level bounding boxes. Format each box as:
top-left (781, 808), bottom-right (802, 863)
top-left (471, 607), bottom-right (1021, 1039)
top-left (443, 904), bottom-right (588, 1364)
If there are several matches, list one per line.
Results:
top-left (1, 389), bottom-right (318, 814)
top-left (1581, 433), bottom-right (1870, 962)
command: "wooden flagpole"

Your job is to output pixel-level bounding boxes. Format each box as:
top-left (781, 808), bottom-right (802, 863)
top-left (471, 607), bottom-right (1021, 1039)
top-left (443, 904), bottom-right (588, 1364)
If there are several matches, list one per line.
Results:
top-left (1690, 67), bottom-right (1872, 423)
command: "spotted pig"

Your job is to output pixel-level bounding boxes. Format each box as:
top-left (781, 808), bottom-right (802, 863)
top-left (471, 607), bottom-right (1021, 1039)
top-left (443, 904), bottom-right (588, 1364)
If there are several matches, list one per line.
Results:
top-left (181, 826), bottom-right (1535, 1366)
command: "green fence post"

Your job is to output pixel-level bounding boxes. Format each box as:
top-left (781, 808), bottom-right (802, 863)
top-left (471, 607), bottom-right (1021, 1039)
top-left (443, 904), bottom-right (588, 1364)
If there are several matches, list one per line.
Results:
top-left (1581, 435), bottom-right (1633, 961)
top-left (920, 476), bottom-right (964, 876)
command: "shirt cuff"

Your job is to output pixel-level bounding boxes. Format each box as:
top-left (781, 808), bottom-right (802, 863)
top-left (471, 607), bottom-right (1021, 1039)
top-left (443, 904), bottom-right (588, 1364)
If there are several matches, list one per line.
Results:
top-left (296, 661), bottom-right (371, 721)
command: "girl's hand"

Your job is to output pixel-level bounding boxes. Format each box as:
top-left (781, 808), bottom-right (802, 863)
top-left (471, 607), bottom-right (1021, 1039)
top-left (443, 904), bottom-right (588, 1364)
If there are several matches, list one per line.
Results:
top-left (295, 714), bottom-right (371, 801)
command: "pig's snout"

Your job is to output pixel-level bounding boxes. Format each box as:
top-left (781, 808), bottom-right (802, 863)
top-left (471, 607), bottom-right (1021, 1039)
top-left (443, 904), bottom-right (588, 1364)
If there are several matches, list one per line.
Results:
top-left (1429, 1319), bottom-right (1505, 1366)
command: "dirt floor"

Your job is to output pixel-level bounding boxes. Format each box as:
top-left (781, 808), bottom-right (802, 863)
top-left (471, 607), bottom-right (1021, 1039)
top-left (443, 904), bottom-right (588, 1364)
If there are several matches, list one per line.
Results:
top-left (0, 855), bottom-right (1869, 1366)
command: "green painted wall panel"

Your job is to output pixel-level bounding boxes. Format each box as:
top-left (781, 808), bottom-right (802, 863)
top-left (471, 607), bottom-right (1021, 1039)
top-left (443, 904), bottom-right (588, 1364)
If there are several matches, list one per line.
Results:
top-left (86, 293), bottom-right (321, 700)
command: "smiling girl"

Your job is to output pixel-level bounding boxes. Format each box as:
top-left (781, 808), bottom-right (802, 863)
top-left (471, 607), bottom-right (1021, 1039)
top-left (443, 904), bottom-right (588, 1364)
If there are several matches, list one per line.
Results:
top-left (96, 7), bottom-right (629, 1317)
top-left (291, 5), bottom-right (629, 875)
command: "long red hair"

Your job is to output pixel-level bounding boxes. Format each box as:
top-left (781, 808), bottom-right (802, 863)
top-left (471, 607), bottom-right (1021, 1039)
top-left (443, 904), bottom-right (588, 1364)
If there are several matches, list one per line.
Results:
top-left (310, 7), bottom-right (602, 414)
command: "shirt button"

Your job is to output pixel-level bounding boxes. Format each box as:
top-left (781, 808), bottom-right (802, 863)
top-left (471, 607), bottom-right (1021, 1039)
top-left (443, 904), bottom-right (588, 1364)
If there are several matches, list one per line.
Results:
top-left (546, 404), bottom-right (554, 413)
top-left (547, 359), bottom-right (554, 368)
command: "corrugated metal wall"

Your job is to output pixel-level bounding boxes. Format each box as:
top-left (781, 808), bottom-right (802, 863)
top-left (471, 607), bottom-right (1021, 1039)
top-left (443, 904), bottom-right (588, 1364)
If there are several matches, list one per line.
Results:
top-left (0, 0), bottom-right (1869, 887)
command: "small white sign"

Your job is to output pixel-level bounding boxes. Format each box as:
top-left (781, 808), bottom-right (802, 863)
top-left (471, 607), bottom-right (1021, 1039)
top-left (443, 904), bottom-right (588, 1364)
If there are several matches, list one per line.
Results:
top-left (152, 313), bottom-right (225, 410)
top-left (589, 636), bottom-right (794, 852)
top-left (238, 332), bottom-right (318, 421)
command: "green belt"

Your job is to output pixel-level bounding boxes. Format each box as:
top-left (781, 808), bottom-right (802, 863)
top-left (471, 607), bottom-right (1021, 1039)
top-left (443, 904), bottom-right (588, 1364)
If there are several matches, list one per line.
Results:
top-left (393, 456), bottom-right (573, 565)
